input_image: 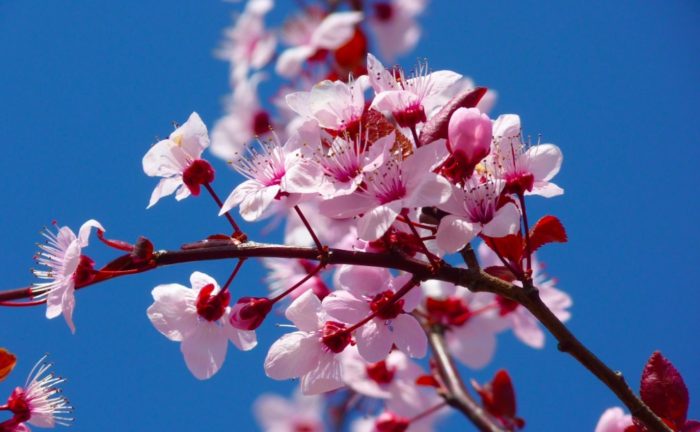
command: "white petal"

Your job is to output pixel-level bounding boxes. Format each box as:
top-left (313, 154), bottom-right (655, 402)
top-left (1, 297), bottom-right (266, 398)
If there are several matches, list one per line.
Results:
top-left (219, 179), bottom-right (262, 215)
top-left (77, 219), bottom-right (105, 247)
top-left (189, 271), bottom-right (219, 292)
top-left (512, 313), bottom-right (545, 348)
top-left (336, 264), bottom-right (391, 297)
top-left (448, 319), bottom-right (498, 369)
top-left (276, 45), bottom-right (315, 78)
top-left (225, 323), bottom-right (258, 351)
top-left (265, 332), bottom-right (321, 380)
top-left (436, 215), bottom-right (478, 253)
top-left (407, 173), bottom-right (451, 208)
top-left (357, 320), bottom-right (393, 363)
top-left (311, 12), bottom-right (363, 49)
top-left (322, 290), bottom-right (369, 324)
top-left (147, 177), bottom-right (183, 208)
top-left (529, 181), bottom-right (564, 198)
top-left (319, 193), bottom-right (377, 219)
top-left (282, 161), bottom-right (322, 193)
top-left (142, 139), bottom-right (185, 177)
top-left (180, 323), bottom-right (229, 380)
top-left (240, 185), bottom-right (280, 222)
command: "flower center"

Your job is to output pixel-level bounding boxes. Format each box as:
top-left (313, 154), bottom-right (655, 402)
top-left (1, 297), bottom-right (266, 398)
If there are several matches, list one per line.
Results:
top-left (7, 388), bottom-right (31, 423)
top-left (321, 321), bottom-right (352, 353)
top-left (496, 296), bottom-right (519, 316)
top-left (196, 284), bottom-right (230, 322)
top-left (366, 360), bottom-right (396, 385)
top-left (426, 296), bottom-right (471, 326)
top-left (374, 3), bottom-right (394, 22)
top-left (504, 172), bottom-right (534, 196)
top-left (393, 103), bottom-right (427, 129)
top-left (293, 422), bottom-right (318, 432)
top-left (252, 111), bottom-right (272, 136)
top-left (370, 290), bottom-right (404, 320)
top-left (182, 159), bottom-right (215, 196)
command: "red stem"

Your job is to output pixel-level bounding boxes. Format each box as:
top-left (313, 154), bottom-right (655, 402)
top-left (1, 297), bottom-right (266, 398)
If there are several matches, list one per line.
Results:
top-left (270, 262), bottom-right (324, 304)
top-left (221, 259), bottom-right (245, 291)
top-left (294, 205), bottom-right (323, 251)
top-left (204, 183), bottom-right (243, 235)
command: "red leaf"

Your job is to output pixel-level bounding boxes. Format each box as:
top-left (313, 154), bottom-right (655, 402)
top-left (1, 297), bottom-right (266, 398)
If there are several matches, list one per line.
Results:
top-left (0, 348), bottom-right (16, 382)
top-left (639, 352), bottom-right (689, 430)
top-left (529, 215), bottom-right (568, 253)
top-left (481, 233), bottom-right (525, 266)
top-left (418, 87), bottom-right (488, 147)
top-left (472, 370), bottom-right (520, 422)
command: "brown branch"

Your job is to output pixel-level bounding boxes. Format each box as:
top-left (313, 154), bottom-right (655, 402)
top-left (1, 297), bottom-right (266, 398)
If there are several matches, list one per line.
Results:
top-left (426, 323), bottom-right (505, 432)
top-left (0, 240), bottom-right (671, 431)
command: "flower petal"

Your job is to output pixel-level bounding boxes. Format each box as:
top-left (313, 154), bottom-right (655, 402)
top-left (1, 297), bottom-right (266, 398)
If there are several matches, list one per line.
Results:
top-left (392, 314), bottom-right (427, 358)
top-left (357, 202), bottom-right (401, 241)
top-left (322, 290), bottom-right (369, 324)
top-left (265, 332), bottom-right (321, 380)
top-left (356, 319), bottom-right (393, 363)
top-left (147, 283), bottom-right (197, 341)
top-left (436, 215), bottom-right (478, 253)
top-left (180, 323), bottom-right (228, 380)
top-left (525, 144), bottom-right (562, 183)
top-left (481, 202), bottom-right (520, 238)
top-left (301, 353), bottom-right (345, 394)
top-left (286, 290), bottom-right (322, 332)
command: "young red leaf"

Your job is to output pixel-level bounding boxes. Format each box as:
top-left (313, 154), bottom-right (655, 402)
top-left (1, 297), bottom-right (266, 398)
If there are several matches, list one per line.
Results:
top-left (639, 351), bottom-right (689, 430)
top-left (481, 233), bottom-right (525, 267)
top-left (472, 369), bottom-right (524, 429)
top-left (418, 87), bottom-right (488, 147)
top-left (0, 348), bottom-right (16, 382)
top-left (529, 215), bottom-right (568, 253)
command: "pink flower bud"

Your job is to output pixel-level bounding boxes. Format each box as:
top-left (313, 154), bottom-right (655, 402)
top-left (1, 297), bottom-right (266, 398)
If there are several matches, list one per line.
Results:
top-left (229, 297), bottom-right (272, 330)
top-left (447, 107), bottom-right (492, 174)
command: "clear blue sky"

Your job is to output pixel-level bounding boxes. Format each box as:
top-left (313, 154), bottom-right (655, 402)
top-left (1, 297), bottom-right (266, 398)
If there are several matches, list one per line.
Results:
top-left (0, 1), bottom-right (698, 430)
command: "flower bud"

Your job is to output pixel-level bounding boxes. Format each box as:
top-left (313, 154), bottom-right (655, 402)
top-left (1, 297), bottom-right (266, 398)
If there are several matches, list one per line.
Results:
top-left (446, 107), bottom-right (492, 176)
top-left (182, 159), bottom-right (215, 196)
top-left (229, 297), bottom-right (273, 330)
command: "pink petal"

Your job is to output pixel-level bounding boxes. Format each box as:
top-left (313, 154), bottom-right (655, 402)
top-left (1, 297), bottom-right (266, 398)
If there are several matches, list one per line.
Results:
top-left (282, 161), bottom-right (322, 194)
top-left (392, 314), bottom-right (427, 359)
top-left (311, 12), bottom-right (363, 49)
top-left (142, 140), bottom-right (186, 177)
top-left (240, 184), bottom-right (281, 222)
top-left (525, 144), bottom-right (562, 183)
top-left (301, 352), bottom-right (345, 394)
top-left (265, 332), bottom-right (322, 380)
top-left (481, 202), bottom-right (520, 238)
top-left (357, 202), bottom-right (401, 240)
top-left (594, 407), bottom-right (633, 432)
top-left (529, 181), bottom-right (564, 198)
top-left (189, 271), bottom-right (219, 293)
top-left (393, 274), bottom-right (422, 312)
top-left (448, 319), bottom-right (498, 369)
top-left (225, 323), bottom-right (258, 351)
top-left (180, 323), bottom-right (229, 380)
top-left (322, 290), bottom-right (369, 324)
top-left (357, 319), bottom-right (393, 363)
top-left (511, 313), bottom-right (545, 348)
top-left (61, 282), bottom-right (77, 334)
top-left (336, 264), bottom-right (391, 297)
top-left (147, 283), bottom-right (197, 341)
top-left (286, 290), bottom-right (322, 332)
top-left (406, 173), bottom-right (451, 208)
top-left (275, 45), bottom-right (315, 78)
top-left (174, 112), bottom-right (210, 158)
top-left (319, 193), bottom-right (377, 219)
top-left (436, 215), bottom-right (478, 253)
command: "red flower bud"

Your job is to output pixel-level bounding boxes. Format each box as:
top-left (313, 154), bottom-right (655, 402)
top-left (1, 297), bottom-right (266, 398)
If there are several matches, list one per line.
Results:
top-left (229, 297), bottom-right (273, 330)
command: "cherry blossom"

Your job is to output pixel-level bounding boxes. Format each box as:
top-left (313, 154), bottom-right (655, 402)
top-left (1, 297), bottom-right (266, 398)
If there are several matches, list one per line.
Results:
top-left (368, 0), bottom-right (426, 62)
top-left (264, 290), bottom-right (351, 394)
top-left (147, 271), bottom-right (257, 380)
top-left (276, 10), bottom-right (363, 78)
top-left (262, 257), bottom-right (330, 300)
top-left (444, 107), bottom-right (492, 180)
top-left (0, 356), bottom-right (72, 431)
top-left (422, 279), bottom-right (506, 369)
top-left (31, 219), bottom-right (104, 333)
top-left (211, 74), bottom-right (273, 162)
top-left (594, 407), bottom-right (633, 432)
top-left (436, 177), bottom-right (520, 253)
top-left (323, 265), bottom-right (426, 362)
top-left (488, 114), bottom-right (564, 197)
top-left (320, 141), bottom-right (451, 240)
top-left (286, 77), bottom-right (368, 134)
top-left (367, 54), bottom-right (462, 129)
top-left (254, 389), bottom-right (324, 432)
top-left (142, 112), bottom-right (213, 208)
top-left (219, 134), bottom-right (321, 221)
top-left (216, 0), bottom-right (276, 84)
top-left (284, 199), bottom-right (357, 249)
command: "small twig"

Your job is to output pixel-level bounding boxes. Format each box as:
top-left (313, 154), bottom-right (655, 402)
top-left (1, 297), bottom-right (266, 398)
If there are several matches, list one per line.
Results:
top-left (294, 205), bottom-right (323, 252)
top-left (204, 183), bottom-right (244, 236)
top-left (459, 244), bottom-right (480, 271)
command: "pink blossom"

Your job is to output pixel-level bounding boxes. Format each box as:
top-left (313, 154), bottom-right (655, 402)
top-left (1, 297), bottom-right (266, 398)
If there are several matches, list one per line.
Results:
top-left (594, 407), bottom-right (633, 432)
top-left (32, 219), bottom-right (104, 333)
top-left (216, 0), bottom-right (276, 84)
top-left (488, 114), bottom-right (564, 197)
top-left (142, 112), bottom-right (213, 208)
top-left (422, 279), bottom-right (506, 369)
top-left (323, 265), bottom-right (426, 362)
top-left (320, 141), bottom-right (451, 240)
top-left (147, 271), bottom-right (257, 380)
top-left (368, 0), bottom-right (426, 62)
top-left (284, 199), bottom-right (357, 249)
top-left (477, 242), bottom-right (572, 348)
top-left (219, 134), bottom-right (321, 221)
top-left (286, 77), bottom-right (368, 133)
top-left (436, 177), bottom-right (520, 253)
top-left (211, 74), bottom-right (273, 162)
top-left (262, 257), bottom-right (330, 300)
top-left (254, 389), bottom-right (324, 432)
top-left (264, 290), bottom-right (351, 394)
top-left (446, 107), bottom-right (492, 176)
top-left (276, 10), bottom-right (363, 78)
top-left (2, 356), bottom-right (72, 431)
top-left (367, 54), bottom-right (462, 129)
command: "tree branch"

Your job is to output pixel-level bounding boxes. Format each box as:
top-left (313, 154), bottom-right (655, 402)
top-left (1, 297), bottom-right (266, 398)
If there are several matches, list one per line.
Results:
top-left (0, 240), bottom-right (672, 431)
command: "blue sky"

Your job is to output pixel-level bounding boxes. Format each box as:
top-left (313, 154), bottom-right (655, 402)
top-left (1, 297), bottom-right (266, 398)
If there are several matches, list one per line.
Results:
top-left (0, 1), bottom-right (698, 430)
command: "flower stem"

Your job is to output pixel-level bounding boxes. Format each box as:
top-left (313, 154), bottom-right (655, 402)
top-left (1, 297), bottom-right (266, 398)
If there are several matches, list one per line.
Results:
top-left (269, 261), bottom-right (324, 304)
top-left (204, 183), bottom-right (244, 236)
top-left (293, 205), bottom-right (323, 251)
top-left (221, 259), bottom-right (245, 291)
